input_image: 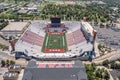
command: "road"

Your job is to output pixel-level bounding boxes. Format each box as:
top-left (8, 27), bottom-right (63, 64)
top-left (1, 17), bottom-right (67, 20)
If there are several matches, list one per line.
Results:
top-left (93, 50), bottom-right (120, 63)
top-left (83, 50), bottom-right (120, 64)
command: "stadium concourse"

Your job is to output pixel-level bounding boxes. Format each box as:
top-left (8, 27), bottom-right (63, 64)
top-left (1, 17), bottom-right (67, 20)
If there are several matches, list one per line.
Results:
top-left (14, 19), bottom-right (96, 61)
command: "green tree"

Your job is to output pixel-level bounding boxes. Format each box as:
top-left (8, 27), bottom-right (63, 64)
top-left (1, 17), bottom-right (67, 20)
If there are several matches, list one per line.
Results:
top-left (102, 60), bottom-right (109, 67)
top-left (104, 70), bottom-right (110, 79)
top-left (6, 59), bottom-right (10, 67)
top-left (10, 60), bottom-right (15, 65)
top-left (1, 60), bottom-right (6, 67)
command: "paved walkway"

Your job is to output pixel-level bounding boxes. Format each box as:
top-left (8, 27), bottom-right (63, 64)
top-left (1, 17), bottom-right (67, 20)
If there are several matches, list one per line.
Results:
top-left (18, 69), bottom-right (24, 80)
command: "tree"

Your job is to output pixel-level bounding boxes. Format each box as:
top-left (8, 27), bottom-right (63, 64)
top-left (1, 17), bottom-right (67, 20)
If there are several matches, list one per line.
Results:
top-left (6, 59), bottom-right (10, 67)
top-left (110, 61), bottom-right (116, 69)
top-left (104, 70), bottom-right (110, 79)
top-left (10, 60), bottom-right (15, 65)
top-left (85, 64), bottom-right (95, 80)
top-left (95, 68), bottom-right (110, 80)
top-left (95, 68), bottom-right (101, 78)
top-left (1, 60), bottom-right (6, 67)
top-left (91, 62), bottom-right (96, 70)
top-left (102, 60), bottom-right (109, 67)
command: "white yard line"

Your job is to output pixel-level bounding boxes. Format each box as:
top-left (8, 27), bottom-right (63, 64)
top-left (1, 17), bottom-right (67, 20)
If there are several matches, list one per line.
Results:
top-left (63, 36), bottom-right (65, 46)
top-left (45, 36), bottom-right (48, 46)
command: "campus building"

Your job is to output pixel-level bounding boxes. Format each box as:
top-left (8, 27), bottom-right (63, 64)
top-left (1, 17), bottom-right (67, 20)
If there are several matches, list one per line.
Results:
top-left (22, 60), bottom-right (88, 80)
top-left (1, 22), bottom-right (29, 39)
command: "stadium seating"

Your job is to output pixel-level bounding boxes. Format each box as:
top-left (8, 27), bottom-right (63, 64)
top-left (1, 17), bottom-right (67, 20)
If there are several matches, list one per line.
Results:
top-left (73, 29), bottom-right (86, 44)
top-left (66, 33), bottom-right (74, 46)
top-left (66, 29), bottom-right (86, 46)
top-left (21, 30), bottom-right (44, 47)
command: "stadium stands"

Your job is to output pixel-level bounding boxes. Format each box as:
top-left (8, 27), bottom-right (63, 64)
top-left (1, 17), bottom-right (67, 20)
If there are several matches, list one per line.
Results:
top-left (66, 33), bottom-right (74, 46)
top-left (66, 29), bottom-right (86, 46)
top-left (73, 29), bottom-right (86, 44)
top-left (21, 31), bottom-right (44, 46)
top-left (21, 30), bottom-right (44, 47)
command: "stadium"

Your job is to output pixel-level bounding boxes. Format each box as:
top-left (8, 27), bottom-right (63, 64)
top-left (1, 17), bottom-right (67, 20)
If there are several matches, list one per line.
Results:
top-left (14, 17), bottom-right (97, 61)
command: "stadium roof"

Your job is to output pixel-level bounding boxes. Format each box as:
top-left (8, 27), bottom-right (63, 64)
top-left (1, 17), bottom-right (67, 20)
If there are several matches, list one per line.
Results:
top-left (22, 60), bottom-right (88, 80)
top-left (1, 22), bottom-right (28, 31)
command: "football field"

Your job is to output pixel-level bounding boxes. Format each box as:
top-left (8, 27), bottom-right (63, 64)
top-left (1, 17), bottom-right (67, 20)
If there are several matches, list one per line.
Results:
top-left (42, 32), bottom-right (67, 53)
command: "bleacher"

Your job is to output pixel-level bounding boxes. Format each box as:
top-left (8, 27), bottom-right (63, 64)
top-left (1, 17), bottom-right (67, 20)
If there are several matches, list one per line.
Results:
top-left (66, 33), bottom-right (74, 46)
top-left (73, 29), bottom-right (86, 44)
top-left (66, 29), bottom-right (86, 46)
top-left (21, 30), bottom-right (44, 47)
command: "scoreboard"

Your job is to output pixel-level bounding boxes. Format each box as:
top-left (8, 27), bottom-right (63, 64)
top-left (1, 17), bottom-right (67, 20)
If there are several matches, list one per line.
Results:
top-left (50, 17), bottom-right (61, 24)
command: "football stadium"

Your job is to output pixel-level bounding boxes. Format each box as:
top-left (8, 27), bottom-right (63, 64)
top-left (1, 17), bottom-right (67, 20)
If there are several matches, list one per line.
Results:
top-left (14, 17), bottom-right (97, 61)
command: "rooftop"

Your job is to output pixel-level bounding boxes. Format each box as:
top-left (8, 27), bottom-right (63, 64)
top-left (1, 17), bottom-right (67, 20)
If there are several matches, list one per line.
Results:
top-left (22, 60), bottom-right (88, 80)
top-left (3, 72), bottom-right (18, 78)
top-left (8, 64), bottom-right (21, 69)
top-left (1, 22), bottom-right (28, 31)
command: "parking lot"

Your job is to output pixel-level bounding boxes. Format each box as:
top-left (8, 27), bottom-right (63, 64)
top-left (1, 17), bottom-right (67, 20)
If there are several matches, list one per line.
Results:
top-left (95, 27), bottom-right (120, 50)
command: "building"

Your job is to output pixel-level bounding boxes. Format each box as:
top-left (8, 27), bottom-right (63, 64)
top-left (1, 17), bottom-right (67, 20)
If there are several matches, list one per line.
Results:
top-left (18, 3), bottom-right (40, 15)
top-left (8, 64), bottom-right (22, 73)
top-left (22, 60), bottom-right (88, 80)
top-left (3, 72), bottom-right (18, 80)
top-left (0, 22), bottom-right (29, 39)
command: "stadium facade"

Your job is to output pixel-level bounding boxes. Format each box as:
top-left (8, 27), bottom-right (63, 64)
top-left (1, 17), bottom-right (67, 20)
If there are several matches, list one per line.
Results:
top-left (14, 18), bottom-right (96, 61)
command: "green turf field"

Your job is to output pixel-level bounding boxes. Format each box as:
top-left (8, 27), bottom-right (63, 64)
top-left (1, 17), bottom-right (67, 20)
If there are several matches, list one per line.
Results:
top-left (42, 32), bottom-right (68, 52)
top-left (47, 34), bottom-right (63, 49)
